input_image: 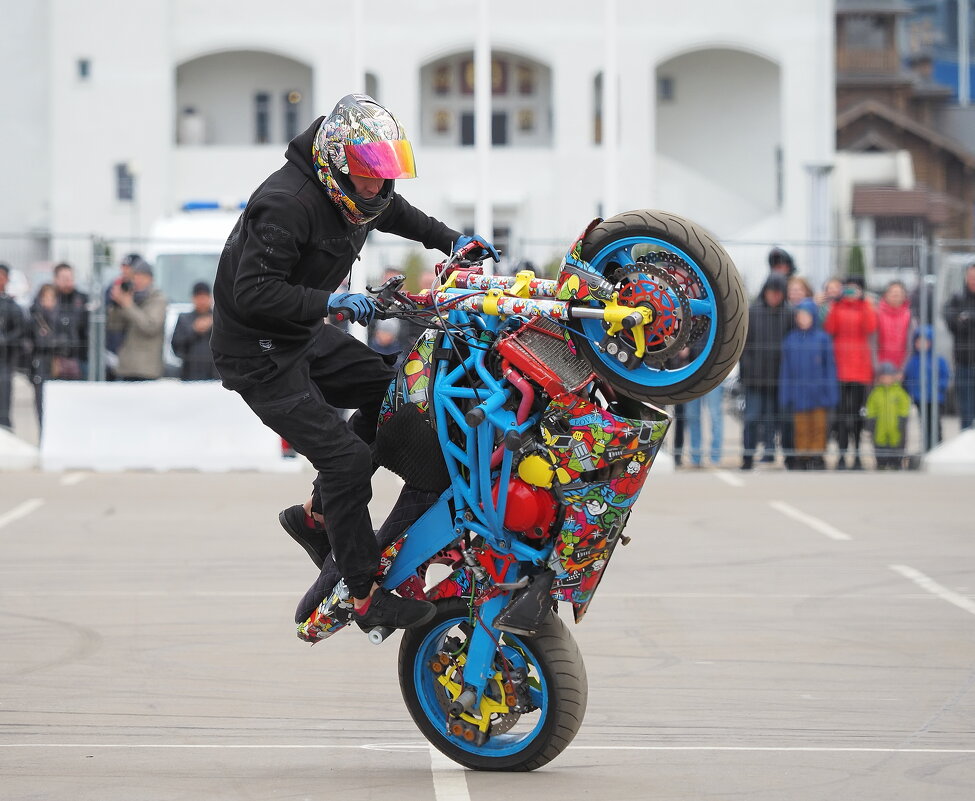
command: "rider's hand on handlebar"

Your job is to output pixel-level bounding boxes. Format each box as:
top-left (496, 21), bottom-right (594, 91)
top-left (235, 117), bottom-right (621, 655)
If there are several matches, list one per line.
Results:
top-left (454, 234), bottom-right (501, 263)
top-left (326, 291), bottom-right (377, 325)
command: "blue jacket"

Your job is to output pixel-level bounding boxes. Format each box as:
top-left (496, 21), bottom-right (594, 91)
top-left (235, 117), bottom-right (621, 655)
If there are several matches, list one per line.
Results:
top-left (778, 300), bottom-right (839, 412)
top-left (903, 326), bottom-right (950, 404)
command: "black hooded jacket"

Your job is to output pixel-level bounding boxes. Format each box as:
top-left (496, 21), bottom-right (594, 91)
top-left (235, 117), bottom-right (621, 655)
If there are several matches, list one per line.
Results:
top-left (944, 281), bottom-right (975, 369)
top-left (211, 117), bottom-right (462, 357)
top-left (739, 273), bottom-right (793, 388)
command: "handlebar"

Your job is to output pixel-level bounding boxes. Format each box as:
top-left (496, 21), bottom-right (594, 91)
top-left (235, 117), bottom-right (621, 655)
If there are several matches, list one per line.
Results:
top-left (351, 264), bottom-right (654, 332)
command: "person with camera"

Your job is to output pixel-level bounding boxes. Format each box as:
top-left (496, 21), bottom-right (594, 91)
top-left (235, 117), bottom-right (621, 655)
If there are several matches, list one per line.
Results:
top-left (171, 281), bottom-right (218, 380)
top-left (103, 253), bottom-right (144, 375)
top-left (107, 260), bottom-right (168, 380)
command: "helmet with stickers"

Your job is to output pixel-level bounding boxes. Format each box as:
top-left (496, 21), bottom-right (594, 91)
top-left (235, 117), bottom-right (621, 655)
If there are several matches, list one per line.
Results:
top-left (312, 94), bottom-right (416, 225)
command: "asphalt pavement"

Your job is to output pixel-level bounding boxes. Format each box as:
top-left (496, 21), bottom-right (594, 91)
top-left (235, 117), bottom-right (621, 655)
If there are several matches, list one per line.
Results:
top-left (1, 467), bottom-right (973, 800)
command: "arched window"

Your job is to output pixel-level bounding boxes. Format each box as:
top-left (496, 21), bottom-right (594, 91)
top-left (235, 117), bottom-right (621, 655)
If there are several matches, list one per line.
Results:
top-left (655, 48), bottom-right (782, 214)
top-left (176, 50), bottom-right (314, 146)
top-left (419, 51), bottom-right (552, 147)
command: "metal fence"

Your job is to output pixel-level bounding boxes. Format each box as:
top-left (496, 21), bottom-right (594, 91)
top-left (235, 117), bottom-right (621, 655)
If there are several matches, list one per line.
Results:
top-left (2, 230), bottom-right (972, 468)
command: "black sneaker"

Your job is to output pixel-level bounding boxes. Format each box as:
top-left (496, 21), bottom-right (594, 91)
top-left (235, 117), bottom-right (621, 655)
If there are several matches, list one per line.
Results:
top-left (279, 505), bottom-right (331, 569)
top-left (354, 588), bottom-right (436, 631)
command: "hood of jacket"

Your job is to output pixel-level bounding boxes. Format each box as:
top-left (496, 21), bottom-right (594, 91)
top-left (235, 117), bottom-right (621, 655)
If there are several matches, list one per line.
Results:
top-left (285, 117), bottom-right (327, 190)
top-left (913, 324), bottom-right (935, 349)
top-left (793, 298), bottom-right (820, 329)
top-left (759, 273), bottom-right (788, 306)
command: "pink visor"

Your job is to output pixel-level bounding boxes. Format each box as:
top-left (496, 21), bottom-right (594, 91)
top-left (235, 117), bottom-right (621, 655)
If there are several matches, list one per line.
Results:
top-left (344, 139), bottom-right (417, 179)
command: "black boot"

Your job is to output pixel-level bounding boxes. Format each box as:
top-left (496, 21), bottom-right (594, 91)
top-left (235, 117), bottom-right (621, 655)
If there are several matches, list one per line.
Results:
top-left (493, 570), bottom-right (556, 637)
top-left (279, 505), bottom-right (331, 569)
top-left (354, 588), bottom-right (436, 631)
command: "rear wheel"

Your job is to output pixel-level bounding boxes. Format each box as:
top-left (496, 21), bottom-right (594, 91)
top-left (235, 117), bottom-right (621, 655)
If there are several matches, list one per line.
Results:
top-left (398, 598), bottom-right (587, 771)
top-left (570, 209), bottom-right (747, 405)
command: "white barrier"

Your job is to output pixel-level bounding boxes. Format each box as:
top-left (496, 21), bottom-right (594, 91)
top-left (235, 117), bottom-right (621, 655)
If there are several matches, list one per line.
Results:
top-left (924, 428), bottom-right (975, 475)
top-left (0, 427), bottom-right (40, 470)
top-left (40, 380), bottom-right (305, 473)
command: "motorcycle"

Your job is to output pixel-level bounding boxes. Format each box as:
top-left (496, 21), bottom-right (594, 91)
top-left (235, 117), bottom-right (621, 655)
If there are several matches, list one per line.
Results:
top-left (297, 209), bottom-right (747, 771)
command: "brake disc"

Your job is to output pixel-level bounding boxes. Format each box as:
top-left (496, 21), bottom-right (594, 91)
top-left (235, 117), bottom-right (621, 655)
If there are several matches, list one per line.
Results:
top-left (640, 251), bottom-right (711, 345)
top-left (430, 651), bottom-right (522, 736)
top-left (606, 262), bottom-right (692, 367)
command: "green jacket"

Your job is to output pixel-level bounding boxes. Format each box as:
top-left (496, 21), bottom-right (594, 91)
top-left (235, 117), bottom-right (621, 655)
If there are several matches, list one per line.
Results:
top-left (865, 383), bottom-right (911, 448)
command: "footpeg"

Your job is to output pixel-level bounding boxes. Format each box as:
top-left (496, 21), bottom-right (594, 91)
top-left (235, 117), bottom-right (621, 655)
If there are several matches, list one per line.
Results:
top-left (367, 626), bottom-right (395, 645)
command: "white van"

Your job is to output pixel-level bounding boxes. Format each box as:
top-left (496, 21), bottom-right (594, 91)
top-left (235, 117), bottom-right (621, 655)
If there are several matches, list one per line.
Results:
top-left (145, 206), bottom-right (241, 374)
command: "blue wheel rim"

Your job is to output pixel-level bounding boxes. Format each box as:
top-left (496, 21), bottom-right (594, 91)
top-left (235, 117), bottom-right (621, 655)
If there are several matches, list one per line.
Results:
top-left (579, 236), bottom-right (719, 387)
top-left (413, 616), bottom-right (549, 757)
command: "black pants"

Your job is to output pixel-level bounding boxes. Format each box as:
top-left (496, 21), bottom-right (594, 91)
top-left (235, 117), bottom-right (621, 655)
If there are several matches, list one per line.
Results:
top-left (214, 326), bottom-right (397, 598)
top-left (0, 362), bottom-right (13, 429)
top-left (914, 400), bottom-right (944, 452)
top-left (836, 382), bottom-right (868, 456)
top-left (294, 486), bottom-right (441, 624)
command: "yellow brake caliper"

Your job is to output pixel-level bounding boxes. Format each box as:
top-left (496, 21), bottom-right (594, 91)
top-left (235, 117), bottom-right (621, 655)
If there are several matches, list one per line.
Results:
top-left (601, 291), bottom-right (654, 359)
top-left (432, 652), bottom-right (511, 736)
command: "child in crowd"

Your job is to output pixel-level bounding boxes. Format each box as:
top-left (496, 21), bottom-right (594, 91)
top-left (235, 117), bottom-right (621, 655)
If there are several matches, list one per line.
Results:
top-left (787, 275), bottom-right (814, 307)
top-left (368, 317), bottom-right (404, 368)
top-left (903, 326), bottom-right (950, 451)
top-left (875, 280), bottom-right (913, 372)
top-left (865, 362), bottom-right (911, 470)
top-left (778, 299), bottom-right (838, 469)
top-left (824, 276), bottom-right (876, 469)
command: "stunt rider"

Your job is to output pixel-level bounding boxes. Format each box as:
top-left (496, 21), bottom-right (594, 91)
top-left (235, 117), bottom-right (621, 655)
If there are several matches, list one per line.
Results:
top-left (210, 94), bottom-right (497, 632)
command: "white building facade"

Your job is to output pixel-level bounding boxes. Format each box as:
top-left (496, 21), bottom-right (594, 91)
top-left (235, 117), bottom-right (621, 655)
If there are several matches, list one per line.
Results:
top-left (2, 0), bottom-right (834, 292)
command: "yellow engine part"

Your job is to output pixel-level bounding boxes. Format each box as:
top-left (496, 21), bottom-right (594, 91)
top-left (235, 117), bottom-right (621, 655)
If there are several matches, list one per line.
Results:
top-left (517, 454), bottom-right (554, 488)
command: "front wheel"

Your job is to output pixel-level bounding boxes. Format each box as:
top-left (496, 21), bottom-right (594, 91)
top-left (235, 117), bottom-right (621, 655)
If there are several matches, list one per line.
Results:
top-left (398, 598), bottom-right (587, 771)
top-left (571, 209), bottom-right (748, 405)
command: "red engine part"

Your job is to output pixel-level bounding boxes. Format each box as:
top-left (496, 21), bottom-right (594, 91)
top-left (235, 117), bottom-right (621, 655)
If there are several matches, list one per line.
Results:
top-left (493, 478), bottom-right (558, 538)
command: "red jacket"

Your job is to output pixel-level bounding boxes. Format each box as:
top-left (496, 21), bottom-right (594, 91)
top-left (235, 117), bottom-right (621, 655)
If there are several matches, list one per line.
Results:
top-left (824, 298), bottom-right (877, 383)
top-left (875, 299), bottom-right (912, 370)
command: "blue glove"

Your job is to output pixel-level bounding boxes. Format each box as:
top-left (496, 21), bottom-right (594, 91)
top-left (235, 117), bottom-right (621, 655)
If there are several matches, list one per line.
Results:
top-left (326, 292), bottom-right (376, 325)
top-left (455, 233), bottom-right (501, 263)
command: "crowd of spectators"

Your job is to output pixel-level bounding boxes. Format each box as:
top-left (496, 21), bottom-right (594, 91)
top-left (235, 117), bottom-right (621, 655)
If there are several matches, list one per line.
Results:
top-left (727, 249), bottom-right (975, 471)
top-left (0, 255), bottom-right (219, 435)
top-left (2, 252), bottom-right (974, 472)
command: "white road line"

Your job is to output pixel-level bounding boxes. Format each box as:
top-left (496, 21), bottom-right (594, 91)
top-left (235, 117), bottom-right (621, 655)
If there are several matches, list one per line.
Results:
top-left (429, 744), bottom-right (471, 801)
top-left (60, 472), bottom-right (87, 486)
top-left (714, 470), bottom-right (744, 488)
top-left (0, 743), bottom-right (973, 755)
top-left (0, 498), bottom-right (44, 531)
top-left (889, 564), bottom-right (975, 617)
top-left (769, 500), bottom-right (852, 541)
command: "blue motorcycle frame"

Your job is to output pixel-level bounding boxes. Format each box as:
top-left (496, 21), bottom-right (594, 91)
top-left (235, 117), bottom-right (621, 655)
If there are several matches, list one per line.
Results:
top-left (295, 208), bottom-right (747, 770)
